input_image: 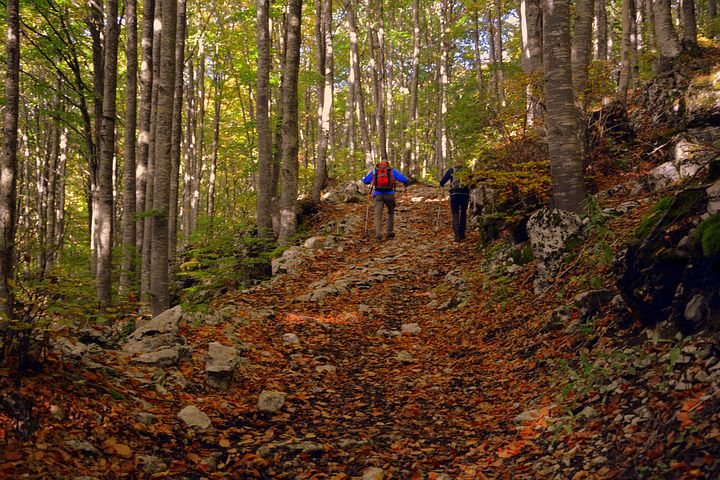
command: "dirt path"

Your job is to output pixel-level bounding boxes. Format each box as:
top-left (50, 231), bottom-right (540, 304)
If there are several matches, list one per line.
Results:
top-left (218, 184), bottom-right (549, 479)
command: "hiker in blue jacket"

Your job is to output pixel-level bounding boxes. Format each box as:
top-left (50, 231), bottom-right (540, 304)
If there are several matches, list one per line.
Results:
top-left (440, 164), bottom-right (471, 242)
top-left (362, 160), bottom-right (409, 241)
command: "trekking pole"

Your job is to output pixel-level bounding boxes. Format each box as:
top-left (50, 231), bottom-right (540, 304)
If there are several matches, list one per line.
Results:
top-left (363, 187), bottom-right (372, 238)
top-left (435, 187), bottom-right (443, 231)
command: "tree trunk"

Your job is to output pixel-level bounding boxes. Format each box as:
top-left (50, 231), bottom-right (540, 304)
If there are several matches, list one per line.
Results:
top-left (312, 0), bottom-right (333, 203)
top-left (182, 57), bottom-right (196, 239)
top-left (168, 0), bottom-right (186, 279)
top-left (96, 0), bottom-right (120, 307)
top-left (207, 65), bottom-right (223, 220)
top-left (256, 0), bottom-right (274, 238)
top-left (405, 0), bottom-right (420, 174)
top-left (349, 0), bottom-right (373, 170)
top-left (543, 0), bottom-right (586, 212)
top-left (278, 0), bottom-right (303, 246)
top-left (521, 0), bottom-right (544, 129)
top-left (618, 0), bottom-right (635, 101)
top-left (653, 0), bottom-right (682, 72)
top-left (494, 0), bottom-right (505, 106)
top-left (438, 0), bottom-right (449, 172)
top-left (88, 1), bottom-right (104, 279)
top-left (120, 0), bottom-right (138, 298)
top-left (572, 0), bottom-right (595, 104)
top-left (0, 0), bottom-right (20, 320)
top-left (595, 0), bottom-right (608, 60)
top-left (679, 0), bottom-right (698, 52)
top-left (137, 0), bottom-right (155, 292)
top-left (709, 0), bottom-right (717, 18)
top-left (150, 0), bottom-right (177, 315)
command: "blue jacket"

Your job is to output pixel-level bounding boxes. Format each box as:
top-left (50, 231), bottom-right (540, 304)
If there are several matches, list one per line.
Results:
top-left (363, 168), bottom-right (409, 196)
top-left (440, 166), bottom-right (471, 196)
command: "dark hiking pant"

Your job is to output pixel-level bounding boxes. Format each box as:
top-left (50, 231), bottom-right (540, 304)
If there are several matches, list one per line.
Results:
top-left (374, 193), bottom-right (396, 239)
top-left (450, 193), bottom-right (470, 241)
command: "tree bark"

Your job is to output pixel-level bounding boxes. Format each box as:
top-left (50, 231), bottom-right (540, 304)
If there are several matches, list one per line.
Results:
top-left (595, 0), bottom-right (608, 60)
top-left (150, 0), bottom-right (177, 315)
top-left (405, 0), bottom-right (420, 174)
top-left (438, 0), bottom-right (449, 172)
top-left (120, 0), bottom-right (138, 298)
top-left (618, 0), bottom-right (635, 101)
top-left (256, 0), bottom-right (274, 238)
top-left (208, 64), bottom-right (223, 220)
top-left (349, 0), bottom-right (373, 170)
top-left (96, 0), bottom-right (120, 307)
top-left (278, 0), bottom-right (303, 245)
top-left (521, 0), bottom-right (543, 129)
top-left (679, 0), bottom-right (698, 52)
top-left (312, 0), bottom-right (333, 203)
top-left (0, 0), bottom-right (20, 320)
top-left (572, 0), bottom-right (595, 104)
top-left (653, 0), bottom-right (682, 71)
top-left (543, 0), bottom-right (586, 212)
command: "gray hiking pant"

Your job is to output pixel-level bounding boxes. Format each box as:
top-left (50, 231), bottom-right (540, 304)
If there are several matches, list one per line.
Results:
top-left (373, 193), bottom-right (396, 239)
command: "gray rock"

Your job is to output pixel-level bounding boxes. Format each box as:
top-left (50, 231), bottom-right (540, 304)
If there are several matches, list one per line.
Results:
top-left (65, 440), bottom-right (98, 456)
top-left (137, 455), bottom-right (168, 475)
top-left (527, 208), bottom-right (583, 293)
top-left (396, 351), bottom-right (416, 364)
top-left (315, 365), bottom-right (337, 374)
top-left (401, 323), bottom-right (422, 335)
top-left (303, 236), bottom-right (326, 249)
top-left (362, 467), bottom-right (385, 480)
top-left (707, 180), bottom-right (720, 215)
top-left (131, 346), bottom-right (188, 367)
top-left (257, 390), bottom-right (286, 413)
top-left (177, 405), bottom-right (213, 430)
top-left (283, 333), bottom-right (300, 345)
top-left (135, 412), bottom-right (158, 425)
top-left (205, 342), bottom-right (238, 389)
top-left (124, 306), bottom-right (183, 354)
top-left (684, 294), bottom-right (709, 325)
top-left (572, 289), bottom-right (614, 320)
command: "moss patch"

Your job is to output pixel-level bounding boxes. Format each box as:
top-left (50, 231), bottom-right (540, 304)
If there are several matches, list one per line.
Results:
top-left (695, 214), bottom-right (720, 259)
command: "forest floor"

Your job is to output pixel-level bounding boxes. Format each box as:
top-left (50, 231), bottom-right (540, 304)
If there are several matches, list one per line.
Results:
top-left (2, 183), bottom-right (720, 479)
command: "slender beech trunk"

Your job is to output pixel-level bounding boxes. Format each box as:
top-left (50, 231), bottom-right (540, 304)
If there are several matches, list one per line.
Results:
top-left (438, 0), bottom-right (449, 172)
top-left (595, 0), bottom-right (609, 60)
top-left (572, 0), bottom-right (595, 104)
top-left (521, 0), bottom-right (544, 130)
top-left (618, 0), bottom-right (634, 101)
top-left (543, 0), bottom-right (586, 212)
top-left (278, 0), bottom-right (303, 245)
top-left (0, 0), bottom-right (20, 321)
top-left (473, 12), bottom-right (485, 103)
top-left (312, 0), bottom-right (333, 203)
top-left (256, 0), bottom-right (274, 238)
top-left (406, 0), bottom-right (420, 174)
top-left (182, 58), bottom-right (196, 239)
top-left (349, 0), bottom-right (373, 170)
top-left (679, 0), bottom-right (698, 52)
top-left (150, 0), bottom-right (177, 315)
top-left (168, 0), bottom-right (186, 279)
top-left (494, 0), bottom-right (505, 106)
top-left (653, 0), bottom-right (682, 72)
top-left (373, 1), bottom-right (388, 161)
top-left (96, 0), bottom-right (120, 307)
top-left (208, 67), bottom-right (223, 220)
top-left (120, 0), bottom-right (138, 298)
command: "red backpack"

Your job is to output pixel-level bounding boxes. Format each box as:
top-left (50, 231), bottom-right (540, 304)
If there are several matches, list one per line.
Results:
top-left (373, 161), bottom-right (396, 192)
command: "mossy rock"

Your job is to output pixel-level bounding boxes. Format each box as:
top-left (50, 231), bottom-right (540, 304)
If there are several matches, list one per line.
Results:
top-left (695, 214), bottom-right (720, 261)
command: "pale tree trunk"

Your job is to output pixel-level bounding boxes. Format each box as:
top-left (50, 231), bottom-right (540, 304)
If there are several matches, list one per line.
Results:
top-left (168, 0), bottom-right (186, 278)
top-left (644, 0), bottom-right (656, 53)
top-left (679, 0), bottom-right (698, 52)
top-left (487, 8), bottom-right (499, 108)
top-left (120, 0), bottom-right (138, 298)
top-left (207, 64), bottom-right (223, 220)
top-left (543, 0), bottom-right (586, 212)
top-left (312, 0), bottom-right (333, 203)
top-left (43, 93), bottom-right (61, 274)
top-left (278, 0), bottom-right (303, 245)
top-left (88, 3), bottom-right (104, 279)
top-left (136, 0), bottom-right (154, 244)
top-left (55, 128), bottom-right (68, 264)
top-left (709, 0), bottom-right (717, 18)
top-left (405, 0), bottom-right (420, 174)
top-left (182, 58), bottom-right (196, 239)
top-left (0, 0), bottom-right (19, 320)
top-left (150, 0), bottom-right (177, 315)
top-left (618, 0), bottom-right (635, 101)
top-left (349, 0), bottom-right (373, 170)
top-left (438, 0), bottom-right (449, 172)
top-left (521, 0), bottom-right (544, 130)
top-left (494, 0), bottom-right (505, 106)
top-left (653, 0), bottom-right (682, 72)
top-left (193, 45), bottom-right (206, 232)
top-left (96, 0), bottom-right (120, 307)
top-left (375, 2), bottom-right (388, 161)
top-left (256, 0), bottom-right (274, 238)
top-left (572, 0), bottom-right (595, 104)
top-left (595, 0), bottom-right (608, 60)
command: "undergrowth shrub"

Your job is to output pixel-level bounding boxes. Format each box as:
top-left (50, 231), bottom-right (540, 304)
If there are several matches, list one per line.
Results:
top-left (695, 213), bottom-right (720, 261)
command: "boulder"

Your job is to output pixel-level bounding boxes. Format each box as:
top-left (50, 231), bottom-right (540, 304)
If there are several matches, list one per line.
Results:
top-left (177, 405), bottom-right (213, 430)
top-left (124, 306), bottom-right (183, 354)
top-left (257, 390), bottom-right (286, 413)
top-left (131, 346), bottom-right (189, 367)
top-left (205, 342), bottom-right (238, 389)
top-left (685, 70), bottom-right (720, 127)
top-left (527, 208), bottom-right (583, 293)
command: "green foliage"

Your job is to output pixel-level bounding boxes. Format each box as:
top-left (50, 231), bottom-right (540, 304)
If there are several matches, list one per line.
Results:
top-left (509, 244), bottom-right (534, 266)
top-left (694, 214), bottom-right (720, 260)
top-left (635, 196), bottom-right (674, 238)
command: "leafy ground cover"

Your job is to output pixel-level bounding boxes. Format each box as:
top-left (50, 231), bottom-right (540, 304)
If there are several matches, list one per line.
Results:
top-left (1, 184), bottom-right (719, 479)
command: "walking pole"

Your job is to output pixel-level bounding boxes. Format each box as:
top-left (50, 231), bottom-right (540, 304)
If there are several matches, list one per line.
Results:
top-left (363, 186), bottom-right (372, 238)
top-left (435, 187), bottom-right (443, 231)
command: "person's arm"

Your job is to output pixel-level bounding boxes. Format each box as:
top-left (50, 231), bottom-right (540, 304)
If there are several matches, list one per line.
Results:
top-left (392, 169), bottom-right (409, 185)
top-left (439, 168), bottom-right (453, 187)
top-left (362, 171), bottom-right (373, 185)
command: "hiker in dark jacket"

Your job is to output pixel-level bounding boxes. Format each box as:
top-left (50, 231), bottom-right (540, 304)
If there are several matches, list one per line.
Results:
top-left (440, 165), bottom-right (471, 242)
top-left (362, 161), bottom-right (409, 241)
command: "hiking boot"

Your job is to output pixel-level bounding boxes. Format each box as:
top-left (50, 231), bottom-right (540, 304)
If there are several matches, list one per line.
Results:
top-left (387, 232), bottom-right (395, 239)
top-left (375, 235), bottom-right (383, 242)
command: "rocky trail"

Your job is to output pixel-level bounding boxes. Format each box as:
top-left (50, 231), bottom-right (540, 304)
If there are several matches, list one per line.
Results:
top-left (2, 183), bottom-right (720, 479)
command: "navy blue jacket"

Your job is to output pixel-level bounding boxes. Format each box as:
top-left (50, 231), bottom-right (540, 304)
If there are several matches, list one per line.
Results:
top-left (440, 167), bottom-right (471, 196)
